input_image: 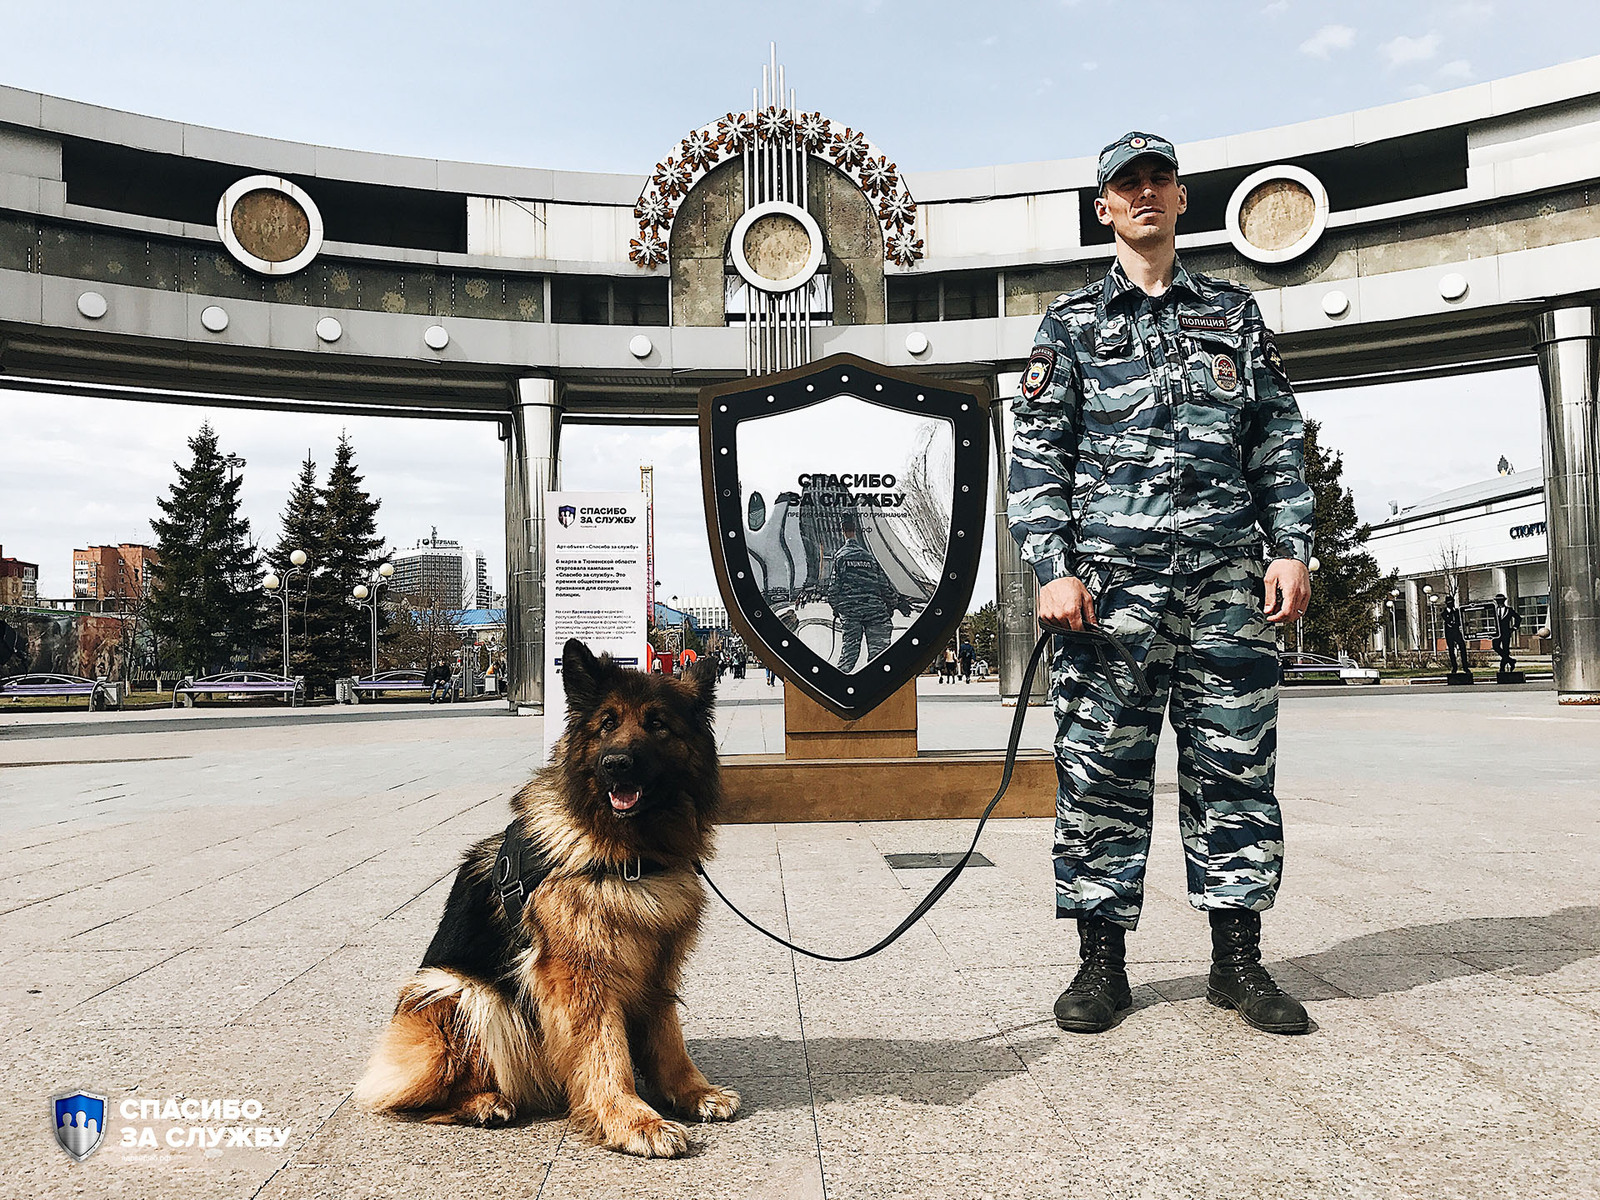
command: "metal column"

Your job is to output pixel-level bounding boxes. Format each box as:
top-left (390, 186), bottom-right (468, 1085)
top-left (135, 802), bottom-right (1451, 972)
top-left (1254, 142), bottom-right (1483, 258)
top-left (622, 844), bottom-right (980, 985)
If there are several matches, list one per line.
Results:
top-left (504, 379), bottom-right (562, 712)
top-left (991, 388), bottom-right (1048, 705)
top-left (1533, 307), bottom-right (1600, 703)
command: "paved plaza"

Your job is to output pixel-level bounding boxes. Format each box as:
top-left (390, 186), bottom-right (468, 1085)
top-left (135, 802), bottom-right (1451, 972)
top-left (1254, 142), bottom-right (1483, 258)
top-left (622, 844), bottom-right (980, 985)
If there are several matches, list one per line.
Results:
top-left (3, 677), bottom-right (1599, 1199)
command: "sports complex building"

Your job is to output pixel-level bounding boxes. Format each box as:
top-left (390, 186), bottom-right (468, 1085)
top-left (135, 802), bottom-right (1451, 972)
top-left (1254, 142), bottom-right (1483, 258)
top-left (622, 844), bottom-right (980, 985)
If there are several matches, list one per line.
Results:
top-left (3, 54), bottom-right (1600, 703)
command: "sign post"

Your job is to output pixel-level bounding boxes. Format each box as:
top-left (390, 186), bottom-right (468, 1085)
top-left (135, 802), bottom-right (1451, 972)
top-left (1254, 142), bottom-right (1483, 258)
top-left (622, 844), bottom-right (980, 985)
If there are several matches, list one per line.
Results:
top-left (541, 491), bottom-right (648, 763)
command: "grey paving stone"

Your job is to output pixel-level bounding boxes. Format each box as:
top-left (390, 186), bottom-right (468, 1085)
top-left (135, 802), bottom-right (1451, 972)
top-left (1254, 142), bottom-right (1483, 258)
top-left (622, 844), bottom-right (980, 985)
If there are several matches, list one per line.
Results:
top-left (3, 685), bottom-right (1598, 1198)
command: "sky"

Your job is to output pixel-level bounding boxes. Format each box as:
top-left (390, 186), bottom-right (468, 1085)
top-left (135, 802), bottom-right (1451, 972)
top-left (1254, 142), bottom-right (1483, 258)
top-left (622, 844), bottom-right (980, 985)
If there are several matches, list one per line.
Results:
top-left (2, 2), bottom-right (1595, 601)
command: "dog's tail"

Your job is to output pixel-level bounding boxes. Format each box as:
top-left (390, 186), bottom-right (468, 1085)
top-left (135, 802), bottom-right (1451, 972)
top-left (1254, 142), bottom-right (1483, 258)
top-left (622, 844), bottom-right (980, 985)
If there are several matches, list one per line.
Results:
top-left (354, 968), bottom-right (550, 1117)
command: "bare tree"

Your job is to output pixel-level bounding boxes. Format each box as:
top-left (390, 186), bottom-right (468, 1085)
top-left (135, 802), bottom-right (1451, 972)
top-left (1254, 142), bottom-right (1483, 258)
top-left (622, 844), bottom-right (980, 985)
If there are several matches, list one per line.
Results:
top-left (379, 597), bottom-right (462, 672)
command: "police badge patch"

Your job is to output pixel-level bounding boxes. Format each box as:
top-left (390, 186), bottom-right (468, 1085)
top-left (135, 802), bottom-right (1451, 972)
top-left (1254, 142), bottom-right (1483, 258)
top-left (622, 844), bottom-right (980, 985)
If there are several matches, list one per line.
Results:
top-left (1020, 348), bottom-right (1056, 400)
top-left (1211, 353), bottom-right (1239, 394)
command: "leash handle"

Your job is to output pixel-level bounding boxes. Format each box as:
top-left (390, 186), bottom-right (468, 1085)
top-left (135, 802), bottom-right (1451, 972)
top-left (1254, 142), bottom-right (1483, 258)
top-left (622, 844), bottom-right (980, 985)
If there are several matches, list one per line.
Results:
top-left (696, 629), bottom-right (1056, 963)
top-left (1037, 618), bottom-right (1152, 707)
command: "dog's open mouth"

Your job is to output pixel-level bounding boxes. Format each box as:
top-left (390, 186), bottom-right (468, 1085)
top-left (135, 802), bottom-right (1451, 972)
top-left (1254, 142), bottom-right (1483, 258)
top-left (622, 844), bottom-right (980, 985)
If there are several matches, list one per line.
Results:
top-left (608, 788), bottom-right (642, 815)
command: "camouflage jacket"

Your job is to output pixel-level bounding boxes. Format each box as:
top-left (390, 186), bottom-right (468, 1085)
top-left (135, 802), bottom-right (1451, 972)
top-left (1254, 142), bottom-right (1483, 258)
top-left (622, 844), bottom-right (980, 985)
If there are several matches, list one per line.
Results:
top-left (1007, 258), bottom-right (1314, 582)
top-left (826, 540), bottom-right (900, 621)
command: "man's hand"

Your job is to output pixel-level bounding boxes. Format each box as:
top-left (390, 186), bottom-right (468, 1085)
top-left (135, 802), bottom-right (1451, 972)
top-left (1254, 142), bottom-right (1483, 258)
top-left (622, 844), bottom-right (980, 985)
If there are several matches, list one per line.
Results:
top-left (1263, 559), bottom-right (1311, 624)
top-left (1039, 576), bottom-right (1096, 631)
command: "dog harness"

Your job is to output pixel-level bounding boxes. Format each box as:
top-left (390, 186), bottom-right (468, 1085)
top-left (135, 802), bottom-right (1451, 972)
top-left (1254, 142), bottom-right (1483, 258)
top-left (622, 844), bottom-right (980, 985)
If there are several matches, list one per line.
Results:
top-left (493, 819), bottom-right (672, 928)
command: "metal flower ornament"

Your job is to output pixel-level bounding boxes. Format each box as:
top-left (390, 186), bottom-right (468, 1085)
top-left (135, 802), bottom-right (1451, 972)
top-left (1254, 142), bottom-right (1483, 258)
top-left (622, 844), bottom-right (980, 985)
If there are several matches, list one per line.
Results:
top-left (631, 107), bottom-right (922, 270)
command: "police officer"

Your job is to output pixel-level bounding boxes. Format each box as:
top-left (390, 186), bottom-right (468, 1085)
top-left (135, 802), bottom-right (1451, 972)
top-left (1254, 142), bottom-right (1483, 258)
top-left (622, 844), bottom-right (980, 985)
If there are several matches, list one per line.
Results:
top-left (827, 512), bottom-right (907, 671)
top-left (1007, 132), bottom-right (1315, 1036)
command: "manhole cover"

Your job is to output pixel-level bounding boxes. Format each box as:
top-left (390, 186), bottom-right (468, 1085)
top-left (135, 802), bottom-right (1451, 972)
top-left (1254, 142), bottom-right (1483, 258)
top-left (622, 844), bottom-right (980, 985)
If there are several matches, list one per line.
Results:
top-left (884, 852), bottom-right (993, 870)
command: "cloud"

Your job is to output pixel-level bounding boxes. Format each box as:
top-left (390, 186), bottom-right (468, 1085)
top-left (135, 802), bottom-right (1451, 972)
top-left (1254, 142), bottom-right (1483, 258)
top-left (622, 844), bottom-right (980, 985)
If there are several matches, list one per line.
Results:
top-left (1379, 32), bottom-right (1442, 68)
top-left (1299, 24), bottom-right (1355, 59)
top-left (1436, 59), bottom-right (1474, 81)
top-left (1262, 0), bottom-right (1290, 14)
top-left (1404, 83), bottom-right (1434, 97)
top-left (1446, 1), bottom-right (1492, 20)
top-left (1081, 60), bottom-right (1098, 72)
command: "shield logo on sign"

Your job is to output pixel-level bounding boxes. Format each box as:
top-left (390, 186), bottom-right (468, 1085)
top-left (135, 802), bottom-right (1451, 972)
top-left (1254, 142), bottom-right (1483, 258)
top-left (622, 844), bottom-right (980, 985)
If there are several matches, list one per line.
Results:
top-left (557, 504), bottom-right (577, 528)
top-left (701, 353), bottom-right (990, 718)
top-left (53, 1090), bottom-right (107, 1162)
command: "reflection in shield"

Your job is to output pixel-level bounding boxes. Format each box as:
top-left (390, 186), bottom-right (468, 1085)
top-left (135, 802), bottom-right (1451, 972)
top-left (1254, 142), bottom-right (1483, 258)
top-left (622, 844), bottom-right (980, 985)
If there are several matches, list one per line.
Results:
top-left (737, 396), bottom-right (951, 673)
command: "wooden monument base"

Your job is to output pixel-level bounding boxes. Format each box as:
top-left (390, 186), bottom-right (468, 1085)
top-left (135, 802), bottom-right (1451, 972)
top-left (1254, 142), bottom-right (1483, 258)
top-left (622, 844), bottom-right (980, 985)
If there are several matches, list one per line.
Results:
top-left (720, 680), bottom-right (1057, 823)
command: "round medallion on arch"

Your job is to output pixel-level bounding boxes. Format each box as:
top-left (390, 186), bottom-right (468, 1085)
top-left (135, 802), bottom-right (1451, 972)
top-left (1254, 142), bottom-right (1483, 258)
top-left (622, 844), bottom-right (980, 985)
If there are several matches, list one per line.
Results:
top-left (730, 201), bottom-right (825, 295)
top-left (217, 175), bottom-right (324, 276)
top-left (1225, 165), bottom-right (1329, 265)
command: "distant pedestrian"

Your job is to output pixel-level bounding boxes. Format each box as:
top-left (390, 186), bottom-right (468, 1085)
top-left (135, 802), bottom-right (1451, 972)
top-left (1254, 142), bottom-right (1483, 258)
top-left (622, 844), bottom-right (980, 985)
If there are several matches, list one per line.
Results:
top-left (426, 660), bottom-right (453, 703)
top-left (959, 639), bottom-right (975, 683)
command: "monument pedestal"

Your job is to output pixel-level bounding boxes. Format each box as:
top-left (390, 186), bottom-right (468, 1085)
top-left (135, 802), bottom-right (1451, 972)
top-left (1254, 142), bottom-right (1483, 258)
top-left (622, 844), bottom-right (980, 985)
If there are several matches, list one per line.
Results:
top-left (720, 681), bottom-right (1057, 823)
top-left (1496, 670), bottom-right (1526, 684)
top-left (1446, 672), bottom-right (1475, 685)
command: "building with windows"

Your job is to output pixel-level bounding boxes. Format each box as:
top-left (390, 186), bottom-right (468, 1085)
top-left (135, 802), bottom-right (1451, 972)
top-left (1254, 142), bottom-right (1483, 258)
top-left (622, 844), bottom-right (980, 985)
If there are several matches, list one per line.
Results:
top-left (675, 595), bottom-right (730, 634)
top-left (1367, 470), bottom-right (1549, 651)
top-left (1, 545), bottom-right (39, 607)
top-left (389, 529), bottom-right (490, 610)
top-left (71, 544), bottom-right (158, 604)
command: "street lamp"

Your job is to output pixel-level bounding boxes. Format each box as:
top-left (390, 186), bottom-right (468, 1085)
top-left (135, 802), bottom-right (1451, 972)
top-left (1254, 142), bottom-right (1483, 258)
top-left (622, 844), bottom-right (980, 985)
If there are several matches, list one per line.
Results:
top-left (1297, 557), bottom-right (1321, 654)
top-left (351, 561), bottom-right (394, 679)
top-left (1384, 599), bottom-right (1397, 666)
top-left (263, 548), bottom-right (308, 681)
top-left (1428, 592), bottom-right (1443, 654)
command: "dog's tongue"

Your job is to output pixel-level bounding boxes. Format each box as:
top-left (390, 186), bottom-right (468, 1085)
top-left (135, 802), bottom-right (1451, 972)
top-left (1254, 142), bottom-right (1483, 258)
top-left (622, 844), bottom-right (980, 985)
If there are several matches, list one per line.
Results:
top-left (609, 789), bottom-right (641, 813)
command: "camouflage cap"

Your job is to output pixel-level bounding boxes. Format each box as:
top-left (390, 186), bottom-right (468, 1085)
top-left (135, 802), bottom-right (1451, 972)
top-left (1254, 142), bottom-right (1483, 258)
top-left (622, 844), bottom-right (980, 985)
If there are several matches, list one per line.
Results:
top-left (1096, 131), bottom-right (1179, 190)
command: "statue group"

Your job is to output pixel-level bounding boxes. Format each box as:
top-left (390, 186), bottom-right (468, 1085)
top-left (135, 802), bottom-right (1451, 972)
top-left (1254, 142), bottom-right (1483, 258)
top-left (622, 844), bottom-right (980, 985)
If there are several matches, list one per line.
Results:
top-left (1442, 592), bottom-right (1523, 685)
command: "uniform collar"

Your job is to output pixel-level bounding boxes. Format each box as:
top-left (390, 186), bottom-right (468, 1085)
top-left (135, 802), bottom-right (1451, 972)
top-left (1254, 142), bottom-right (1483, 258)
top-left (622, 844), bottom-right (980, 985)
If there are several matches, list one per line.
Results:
top-left (1098, 255), bottom-right (1206, 319)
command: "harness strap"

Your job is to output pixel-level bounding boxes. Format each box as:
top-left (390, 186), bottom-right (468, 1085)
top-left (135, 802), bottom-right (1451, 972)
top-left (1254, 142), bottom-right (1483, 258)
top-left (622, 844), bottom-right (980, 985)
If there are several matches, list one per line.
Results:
top-left (493, 819), bottom-right (672, 928)
top-left (696, 622), bottom-right (1150, 963)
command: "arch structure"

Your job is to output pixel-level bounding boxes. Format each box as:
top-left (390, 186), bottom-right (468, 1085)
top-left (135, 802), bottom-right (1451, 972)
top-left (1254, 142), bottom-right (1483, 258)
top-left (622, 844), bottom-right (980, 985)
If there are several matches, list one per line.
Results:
top-left (4, 57), bottom-right (1600, 704)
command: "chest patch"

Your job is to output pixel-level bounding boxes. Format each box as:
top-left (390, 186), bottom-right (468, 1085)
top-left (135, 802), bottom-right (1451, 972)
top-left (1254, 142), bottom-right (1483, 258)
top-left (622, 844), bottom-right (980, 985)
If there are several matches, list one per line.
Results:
top-left (1021, 347), bottom-right (1056, 400)
top-left (1210, 353), bottom-right (1239, 394)
top-left (1179, 313), bottom-right (1229, 333)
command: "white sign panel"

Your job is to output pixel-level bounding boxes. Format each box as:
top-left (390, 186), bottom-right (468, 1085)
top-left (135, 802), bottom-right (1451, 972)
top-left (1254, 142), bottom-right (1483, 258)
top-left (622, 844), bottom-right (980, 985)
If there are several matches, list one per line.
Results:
top-left (542, 491), bottom-right (648, 762)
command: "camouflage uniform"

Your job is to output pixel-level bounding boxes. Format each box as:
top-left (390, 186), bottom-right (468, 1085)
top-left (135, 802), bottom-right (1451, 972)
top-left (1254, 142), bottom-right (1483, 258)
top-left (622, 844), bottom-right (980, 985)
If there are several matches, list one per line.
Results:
top-left (827, 537), bottom-right (901, 671)
top-left (1007, 257), bottom-right (1314, 929)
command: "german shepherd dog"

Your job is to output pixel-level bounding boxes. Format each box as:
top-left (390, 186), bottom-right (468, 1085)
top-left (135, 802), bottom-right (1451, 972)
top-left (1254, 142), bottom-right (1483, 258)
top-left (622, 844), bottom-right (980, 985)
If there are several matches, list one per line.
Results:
top-left (355, 639), bottom-right (739, 1157)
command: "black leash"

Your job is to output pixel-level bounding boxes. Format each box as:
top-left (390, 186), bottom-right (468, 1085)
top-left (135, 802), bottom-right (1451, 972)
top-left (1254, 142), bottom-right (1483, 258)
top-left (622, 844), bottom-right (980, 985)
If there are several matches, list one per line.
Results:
top-left (696, 621), bottom-right (1151, 963)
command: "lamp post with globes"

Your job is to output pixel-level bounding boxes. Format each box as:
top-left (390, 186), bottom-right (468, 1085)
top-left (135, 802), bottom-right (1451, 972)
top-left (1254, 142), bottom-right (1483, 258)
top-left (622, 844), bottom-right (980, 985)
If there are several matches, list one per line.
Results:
top-left (263, 549), bottom-right (308, 680)
top-left (1296, 556), bottom-right (1321, 654)
top-left (351, 562), bottom-right (395, 680)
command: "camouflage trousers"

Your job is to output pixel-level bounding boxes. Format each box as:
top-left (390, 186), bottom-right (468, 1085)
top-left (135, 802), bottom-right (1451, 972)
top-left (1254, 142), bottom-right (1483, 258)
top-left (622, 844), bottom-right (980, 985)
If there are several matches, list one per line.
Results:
top-left (1050, 557), bottom-right (1283, 929)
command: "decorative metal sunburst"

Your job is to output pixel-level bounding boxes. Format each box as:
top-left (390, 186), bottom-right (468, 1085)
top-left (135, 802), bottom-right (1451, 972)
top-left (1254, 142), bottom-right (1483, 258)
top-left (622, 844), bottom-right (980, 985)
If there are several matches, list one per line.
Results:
top-left (633, 192), bottom-right (674, 231)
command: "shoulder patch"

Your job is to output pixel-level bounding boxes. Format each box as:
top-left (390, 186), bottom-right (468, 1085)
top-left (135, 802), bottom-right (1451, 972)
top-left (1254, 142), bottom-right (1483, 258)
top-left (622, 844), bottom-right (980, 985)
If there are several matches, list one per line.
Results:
top-left (1261, 331), bottom-right (1291, 388)
top-left (1020, 346), bottom-right (1057, 401)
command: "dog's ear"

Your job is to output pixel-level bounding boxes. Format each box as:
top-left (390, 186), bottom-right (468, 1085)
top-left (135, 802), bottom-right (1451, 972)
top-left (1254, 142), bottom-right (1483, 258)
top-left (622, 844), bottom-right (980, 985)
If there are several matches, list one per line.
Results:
top-left (676, 656), bottom-right (718, 722)
top-left (562, 638), bottom-right (611, 713)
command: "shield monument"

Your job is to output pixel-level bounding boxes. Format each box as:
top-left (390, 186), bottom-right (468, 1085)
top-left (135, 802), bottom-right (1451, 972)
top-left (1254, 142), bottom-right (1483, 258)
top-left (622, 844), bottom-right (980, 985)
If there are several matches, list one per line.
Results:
top-left (701, 353), bottom-right (990, 719)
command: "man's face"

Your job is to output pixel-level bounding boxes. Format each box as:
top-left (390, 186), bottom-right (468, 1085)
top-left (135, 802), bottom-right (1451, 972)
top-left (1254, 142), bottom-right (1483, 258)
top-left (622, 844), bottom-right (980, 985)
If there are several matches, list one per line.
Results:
top-left (1094, 157), bottom-right (1187, 249)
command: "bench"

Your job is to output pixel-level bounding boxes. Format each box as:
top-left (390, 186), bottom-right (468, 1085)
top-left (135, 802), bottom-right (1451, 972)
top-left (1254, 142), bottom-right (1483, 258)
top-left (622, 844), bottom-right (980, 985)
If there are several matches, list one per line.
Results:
top-left (1280, 656), bottom-right (1380, 685)
top-left (173, 672), bottom-right (304, 708)
top-left (348, 670), bottom-right (430, 702)
top-left (0, 673), bottom-right (121, 710)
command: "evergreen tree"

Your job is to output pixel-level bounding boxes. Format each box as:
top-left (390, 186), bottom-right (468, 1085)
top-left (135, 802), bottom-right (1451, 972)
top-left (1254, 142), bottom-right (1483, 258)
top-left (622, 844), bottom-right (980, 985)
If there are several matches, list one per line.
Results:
top-left (312, 433), bottom-right (387, 690)
top-left (263, 452), bottom-right (324, 678)
top-left (965, 602), bottom-right (998, 664)
top-left (147, 424), bottom-right (263, 675)
top-left (1300, 419), bottom-right (1394, 658)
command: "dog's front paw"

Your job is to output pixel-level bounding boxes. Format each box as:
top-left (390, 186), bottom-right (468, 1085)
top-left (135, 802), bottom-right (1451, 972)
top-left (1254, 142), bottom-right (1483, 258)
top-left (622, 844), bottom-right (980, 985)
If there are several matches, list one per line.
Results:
top-left (456, 1091), bottom-right (515, 1127)
top-left (615, 1114), bottom-right (691, 1158)
top-left (678, 1084), bottom-right (741, 1122)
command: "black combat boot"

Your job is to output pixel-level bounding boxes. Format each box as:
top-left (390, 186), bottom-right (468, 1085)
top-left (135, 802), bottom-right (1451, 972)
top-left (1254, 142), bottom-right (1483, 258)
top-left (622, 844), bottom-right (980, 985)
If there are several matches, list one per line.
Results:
top-left (1207, 910), bottom-right (1310, 1034)
top-left (1054, 915), bottom-right (1133, 1033)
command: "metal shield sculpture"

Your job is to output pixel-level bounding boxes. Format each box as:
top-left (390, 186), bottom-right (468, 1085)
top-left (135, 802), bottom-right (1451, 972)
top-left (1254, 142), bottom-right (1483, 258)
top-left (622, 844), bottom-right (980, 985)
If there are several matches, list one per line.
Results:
top-left (702, 353), bottom-right (989, 717)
